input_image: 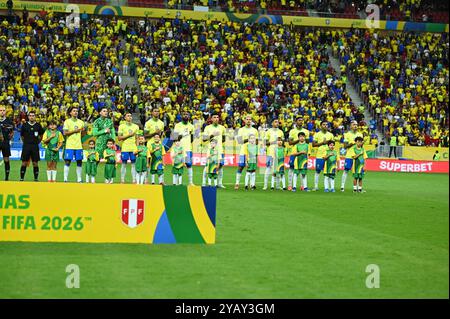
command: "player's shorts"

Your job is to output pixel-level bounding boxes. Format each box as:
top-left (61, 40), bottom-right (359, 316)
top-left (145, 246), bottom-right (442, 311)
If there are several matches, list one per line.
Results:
top-left (325, 173), bottom-right (336, 179)
top-left (21, 144), bottom-right (40, 162)
top-left (294, 168), bottom-right (307, 175)
top-left (266, 155), bottom-right (273, 168)
top-left (276, 166), bottom-right (285, 176)
top-left (207, 173), bottom-right (218, 179)
top-left (353, 170), bottom-right (365, 179)
top-left (289, 155), bottom-right (295, 169)
top-left (315, 159), bottom-right (325, 172)
top-left (45, 149), bottom-right (59, 162)
top-left (64, 149), bottom-right (83, 161)
top-left (0, 141), bottom-right (11, 157)
top-left (121, 151), bottom-right (136, 163)
top-left (172, 166), bottom-right (184, 175)
top-left (85, 161), bottom-right (98, 176)
top-left (104, 163), bottom-right (116, 179)
top-left (150, 169), bottom-right (164, 176)
top-left (238, 155), bottom-right (246, 168)
top-left (185, 151), bottom-right (193, 168)
top-left (247, 163), bottom-right (257, 172)
top-left (135, 157), bottom-right (147, 173)
top-left (344, 158), bottom-right (353, 171)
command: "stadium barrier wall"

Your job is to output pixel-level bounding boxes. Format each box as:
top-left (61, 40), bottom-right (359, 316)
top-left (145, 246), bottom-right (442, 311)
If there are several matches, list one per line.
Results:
top-left (403, 146), bottom-right (449, 161)
top-left (0, 183), bottom-right (217, 244)
top-left (1, 0), bottom-right (448, 32)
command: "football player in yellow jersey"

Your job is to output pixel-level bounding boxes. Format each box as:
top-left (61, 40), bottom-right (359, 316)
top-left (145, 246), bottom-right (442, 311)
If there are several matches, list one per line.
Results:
top-left (202, 113), bottom-right (226, 188)
top-left (235, 115), bottom-right (259, 190)
top-left (118, 113), bottom-right (139, 184)
top-left (144, 108), bottom-right (165, 148)
top-left (312, 121), bottom-right (334, 191)
top-left (263, 119), bottom-right (284, 190)
top-left (63, 106), bottom-right (86, 183)
top-left (287, 116), bottom-right (310, 190)
top-left (173, 112), bottom-right (195, 185)
top-left (341, 120), bottom-right (363, 192)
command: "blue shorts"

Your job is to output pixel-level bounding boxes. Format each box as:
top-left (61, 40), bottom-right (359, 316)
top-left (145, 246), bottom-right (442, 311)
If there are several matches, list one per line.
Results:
top-left (344, 158), bottom-right (353, 171)
top-left (289, 155), bottom-right (295, 169)
top-left (121, 152), bottom-right (136, 163)
top-left (315, 158), bottom-right (325, 172)
top-left (185, 151), bottom-right (193, 168)
top-left (238, 155), bottom-right (246, 168)
top-left (266, 156), bottom-right (273, 168)
top-left (64, 149), bottom-right (83, 161)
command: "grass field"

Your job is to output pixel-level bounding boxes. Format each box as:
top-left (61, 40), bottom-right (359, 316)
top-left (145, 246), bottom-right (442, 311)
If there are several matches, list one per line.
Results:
top-left (0, 160), bottom-right (448, 298)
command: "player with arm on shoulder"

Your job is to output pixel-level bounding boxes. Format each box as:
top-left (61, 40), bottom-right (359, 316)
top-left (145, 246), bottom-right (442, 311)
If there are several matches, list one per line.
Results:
top-left (263, 119), bottom-right (284, 190)
top-left (235, 115), bottom-right (259, 190)
top-left (202, 113), bottom-right (226, 187)
top-left (323, 140), bottom-right (340, 193)
top-left (341, 120), bottom-right (363, 192)
top-left (312, 121), bottom-right (334, 191)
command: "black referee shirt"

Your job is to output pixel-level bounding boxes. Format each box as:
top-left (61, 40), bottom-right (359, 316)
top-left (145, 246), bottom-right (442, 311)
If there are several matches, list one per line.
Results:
top-left (0, 117), bottom-right (14, 141)
top-left (21, 122), bottom-right (44, 145)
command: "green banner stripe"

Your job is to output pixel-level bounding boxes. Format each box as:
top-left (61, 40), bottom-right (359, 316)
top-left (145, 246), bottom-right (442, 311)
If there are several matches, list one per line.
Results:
top-left (163, 186), bottom-right (204, 243)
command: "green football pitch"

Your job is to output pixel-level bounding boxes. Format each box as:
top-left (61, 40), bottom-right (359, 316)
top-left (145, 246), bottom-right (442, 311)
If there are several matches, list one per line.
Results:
top-left (0, 160), bottom-right (448, 298)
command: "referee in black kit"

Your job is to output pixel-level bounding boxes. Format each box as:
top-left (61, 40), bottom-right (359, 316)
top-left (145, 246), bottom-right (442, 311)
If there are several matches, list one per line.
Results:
top-left (0, 105), bottom-right (15, 181)
top-left (20, 111), bottom-right (44, 181)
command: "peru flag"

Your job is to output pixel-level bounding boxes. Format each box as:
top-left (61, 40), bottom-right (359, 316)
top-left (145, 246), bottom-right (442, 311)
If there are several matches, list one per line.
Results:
top-left (122, 199), bottom-right (145, 228)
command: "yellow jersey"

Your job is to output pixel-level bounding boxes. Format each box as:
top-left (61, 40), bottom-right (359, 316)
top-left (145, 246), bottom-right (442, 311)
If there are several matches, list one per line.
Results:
top-left (237, 126), bottom-right (259, 145)
top-left (118, 122), bottom-right (139, 152)
top-left (144, 118), bottom-right (165, 147)
top-left (203, 124), bottom-right (226, 154)
top-left (265, 128), bottom-right (284, 156)
top-left (63, 118), bottom-right (85, 150)
top-left (343, 130), bottom-right (363, 158)
top-left (174, 121), bottom-right (195, 152)
top-left (313, 131), bottom-right (334, 158)
top-left (288, 127), bottom-right (310, 155)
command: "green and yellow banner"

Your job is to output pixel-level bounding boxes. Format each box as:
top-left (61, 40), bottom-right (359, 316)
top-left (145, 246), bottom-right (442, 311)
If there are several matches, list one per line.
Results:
top-left (0, 183), bottom-right (217, 244)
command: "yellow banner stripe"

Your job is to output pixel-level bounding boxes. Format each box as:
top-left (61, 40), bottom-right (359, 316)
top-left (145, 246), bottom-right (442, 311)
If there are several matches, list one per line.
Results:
top-left (187, 187), bottom-right (216, 244)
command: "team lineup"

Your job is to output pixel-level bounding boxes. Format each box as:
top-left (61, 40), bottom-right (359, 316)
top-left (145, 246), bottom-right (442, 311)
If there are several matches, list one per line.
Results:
top-left (0, 105), bottom-right (368, 193)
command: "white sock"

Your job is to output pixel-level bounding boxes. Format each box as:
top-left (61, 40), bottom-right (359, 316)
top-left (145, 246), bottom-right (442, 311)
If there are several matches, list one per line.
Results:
top-left (324, 176), bottom-right (329, 190)
top-left (151, 174), bottom-right (155, 184)
top-left (208, 177), bottom-right (211, 186)
top-left (64, 165), bottom-right (69, 182)
top-left (47, 170), bottom-right (51, 181)
top-left (341, 170), bottom-right (348, 188)
top-left (178, 175), bottom-right (183, 185)
top-left (86, 174), bottom-right (90, 183)
top-left (353, 184), bottom-right (358, 191)
top-left (173, 175), bottom-right (177, 185)
top-left (251, 172), bottom-right (256, 187)
top-left (131, 164), bottom-right (136, 183)
top-left (110, 178), bottom-right (114, 184)
top-left (276, 176), bottom-right (280, 189)
top-left (218, 168), bottom-right (223, 186)
top-left (293, 174), bottom-right (297, 189)
top-left (245, 172), bottom-right (250, 187)
top-left (281, 175), bottom-right (286, 189)
top-left (202, 167), bottom-right (207, 185)
top-left (121, 165), bottom-right (127, 182)
top-left (159, 174), bottom-right (164, 184)
top-left (105, 179), bottom-right (109, 184)
top-left (271, 175), bottom-right (275, 188)
top-left (188, 167), bottom-right (193, 184)
top-left (76, 166), bottom-right (82, 182)
top-left (264, 167), bottom-right (270, 188)
top-left (91, 176), bottom-right (95, 183)
top-left (288, 169), bottom-right (293, 187)
top-left (236, 172), bottom-right (242, 185)
top-left (52, 170), bottom-right (57, 181)
top-left (314, 172), bottom-right (320, 189)
top-left (302, 175), bottom-right (307, 189)
top-left (214, 178), bottom-right (217, 186)
top-left (330, 178), bottom-right (335, 190)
